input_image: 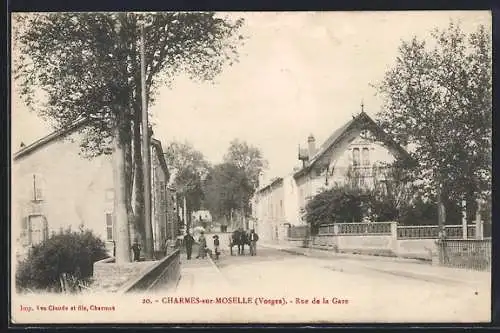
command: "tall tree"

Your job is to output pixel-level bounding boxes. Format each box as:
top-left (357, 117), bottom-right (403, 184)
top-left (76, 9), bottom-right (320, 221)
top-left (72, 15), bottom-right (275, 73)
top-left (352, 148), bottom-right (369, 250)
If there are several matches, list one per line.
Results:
top-left (223, 139), bottom-right (268, 190)
top-left (13, 12), bottom-right (244, 261)
top-left (164, 141), bottom-right (210, 226)
top-left (373, 21), bottom-right (491, 223)
top-left (203, 163), bottom-right (253, 226)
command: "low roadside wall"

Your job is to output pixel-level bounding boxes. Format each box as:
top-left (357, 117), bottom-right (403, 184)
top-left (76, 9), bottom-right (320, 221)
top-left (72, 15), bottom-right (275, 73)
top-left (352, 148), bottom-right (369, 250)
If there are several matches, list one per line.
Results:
top-left (337, 234), bottom-right (396, 256)
top-left (92, 257), bottom-right (156, 292)
top-left (117, 249), bottom-right (181, 294)
top-left (395, 239), bottom-right (437, 260)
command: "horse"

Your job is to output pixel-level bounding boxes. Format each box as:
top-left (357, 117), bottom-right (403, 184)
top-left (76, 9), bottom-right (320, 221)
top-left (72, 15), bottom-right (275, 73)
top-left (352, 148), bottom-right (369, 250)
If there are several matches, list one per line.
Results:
top-left (229, 229), bottom-right (251, 255)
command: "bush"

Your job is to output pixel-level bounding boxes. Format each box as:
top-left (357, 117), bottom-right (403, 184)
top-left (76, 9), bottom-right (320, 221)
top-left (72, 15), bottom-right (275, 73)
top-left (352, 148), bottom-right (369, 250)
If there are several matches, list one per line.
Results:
top-left (305, 187), bottom-right (370, 233)
top-left (16, 228), bottom-right (108, 293)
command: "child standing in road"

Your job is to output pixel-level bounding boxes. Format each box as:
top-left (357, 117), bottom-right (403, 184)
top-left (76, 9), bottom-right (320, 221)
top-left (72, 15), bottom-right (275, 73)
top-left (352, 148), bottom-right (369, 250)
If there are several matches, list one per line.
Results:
top-left (213, 235), bottom-right (220, 260)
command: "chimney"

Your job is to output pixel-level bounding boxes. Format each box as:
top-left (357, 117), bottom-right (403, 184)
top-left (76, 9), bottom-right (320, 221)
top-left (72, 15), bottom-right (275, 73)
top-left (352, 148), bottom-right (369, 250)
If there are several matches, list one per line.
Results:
top-left (307, 134), bottom-right (316, 159)
top-left (258, 171), bottom-right (266, 188)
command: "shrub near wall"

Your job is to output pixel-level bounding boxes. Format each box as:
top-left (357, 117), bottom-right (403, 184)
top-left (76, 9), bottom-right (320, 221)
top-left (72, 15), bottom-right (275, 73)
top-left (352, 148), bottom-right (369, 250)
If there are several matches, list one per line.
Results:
top-left (16, 228), bottom-right (108, 293)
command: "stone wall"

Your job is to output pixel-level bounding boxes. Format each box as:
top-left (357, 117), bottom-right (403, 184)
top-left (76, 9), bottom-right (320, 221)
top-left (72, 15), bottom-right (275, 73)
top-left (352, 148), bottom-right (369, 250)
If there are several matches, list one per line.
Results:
top-left (395, 239), bottom-right (437, 260)
top-left (297, 222), bottom-right (441, 260)
top-left (119, 249), bottom-right (181, 293)
top-left (92, 257), bottom-right (156, 292)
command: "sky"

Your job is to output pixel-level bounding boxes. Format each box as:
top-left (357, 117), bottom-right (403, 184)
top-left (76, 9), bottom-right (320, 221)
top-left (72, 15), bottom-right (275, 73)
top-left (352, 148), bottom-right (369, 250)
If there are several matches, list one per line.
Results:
top-left (12, 11), bottom-right (491, 180)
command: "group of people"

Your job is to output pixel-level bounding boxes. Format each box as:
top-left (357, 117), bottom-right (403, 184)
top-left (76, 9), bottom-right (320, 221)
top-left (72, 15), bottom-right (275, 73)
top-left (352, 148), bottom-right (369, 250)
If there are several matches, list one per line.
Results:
top-left (182, 228), bottom-right (260, 260)
top-left (182, 230), bottom-right (221, 260)
top-left (230, 228), bottom-right (259, 256)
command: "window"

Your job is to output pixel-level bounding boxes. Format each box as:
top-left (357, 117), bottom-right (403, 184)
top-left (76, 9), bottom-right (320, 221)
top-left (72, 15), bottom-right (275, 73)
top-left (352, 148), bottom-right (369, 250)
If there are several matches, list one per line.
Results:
top-left (28, 215), bottom-right (48, 246)
top-left (32, 174), bottom-right (44, 201)
top-left (352, 148), bottom-right (360, 166)
top-left (362, 148), bottom-right (370, 166)
top-left (105, 213), bottom-right (114, 241)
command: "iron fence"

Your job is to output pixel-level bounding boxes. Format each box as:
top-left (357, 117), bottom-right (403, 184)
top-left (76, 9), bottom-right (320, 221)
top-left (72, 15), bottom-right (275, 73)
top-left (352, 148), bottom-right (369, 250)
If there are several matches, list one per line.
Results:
top-left (437, 239), bottom-right (491, 271)
top-left (288, 225), bottom-right (308, 239)
top-left (318, 224), bottom-right (335, 235)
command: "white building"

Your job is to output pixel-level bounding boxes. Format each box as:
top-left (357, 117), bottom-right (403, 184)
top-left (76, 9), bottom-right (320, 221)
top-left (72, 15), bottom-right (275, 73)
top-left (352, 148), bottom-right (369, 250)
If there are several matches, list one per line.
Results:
top-left (253, 111), bottom-right (412, 242)
top-left (12, 119), bottom-right (177, 261)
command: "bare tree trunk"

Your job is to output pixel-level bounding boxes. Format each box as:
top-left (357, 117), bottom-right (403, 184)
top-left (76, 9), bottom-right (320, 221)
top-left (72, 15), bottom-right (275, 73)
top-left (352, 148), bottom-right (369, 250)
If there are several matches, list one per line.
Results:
top-left (133, 107), bottom-right (145, 245)
top-left (113, 120), bottom-right (131, 263)
top-left (124, 125), bottom-right (137, 245)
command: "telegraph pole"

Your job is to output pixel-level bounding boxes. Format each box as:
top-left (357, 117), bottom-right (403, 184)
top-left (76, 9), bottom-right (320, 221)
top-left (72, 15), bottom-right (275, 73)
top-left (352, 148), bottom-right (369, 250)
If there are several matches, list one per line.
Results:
top-left (183, 194), bottom-right (188, 232)
top-left (141, 24), bottom-right (154, 259)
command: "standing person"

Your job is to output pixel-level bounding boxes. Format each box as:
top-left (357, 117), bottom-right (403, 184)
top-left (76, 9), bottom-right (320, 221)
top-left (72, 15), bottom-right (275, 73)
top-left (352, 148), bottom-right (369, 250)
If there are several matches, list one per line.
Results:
top-left (237, 227), bottom-right (245, 255)
top-left (213, 235), bottom-right (220, 260)
top-left (183, 231), bottom-right (195, 260)
top-left (131, 239), bottom-right (142, 262)
top-left (249, 229), bottom-right (259, 256)
top-left (196, 231), bottom-right (207, 259)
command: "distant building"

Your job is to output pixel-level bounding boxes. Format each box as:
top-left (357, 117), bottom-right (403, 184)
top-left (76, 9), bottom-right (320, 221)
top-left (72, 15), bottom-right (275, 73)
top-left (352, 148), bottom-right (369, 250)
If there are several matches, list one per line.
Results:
top-left (252, 111), bottom-right (412, 242)
top-left (12, 118), bottom-right (178, 261)
top-left (192, 210), bottom-right (212, 224)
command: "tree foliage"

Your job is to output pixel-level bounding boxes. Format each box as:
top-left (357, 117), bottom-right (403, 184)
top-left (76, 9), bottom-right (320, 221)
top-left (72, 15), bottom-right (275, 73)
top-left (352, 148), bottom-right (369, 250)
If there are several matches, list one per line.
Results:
top-left (374, 21), bottom-right (491, 207)
top-left (164, 140), bottom-right (210, 215)
top-left (305, 187), bottom-right (368, 230)
top-left (223, 139), bottom-right (268, 190)
top-left (13, 12), bottom-right (244, 243)
top-left (305, 157), bottom-right (465, 231)
top-left (16, 229), bottom-right (108, 293)
top-left (203, 162), bottom-right (254, 221)
top-left (13, 12), bottom-right (245, 145)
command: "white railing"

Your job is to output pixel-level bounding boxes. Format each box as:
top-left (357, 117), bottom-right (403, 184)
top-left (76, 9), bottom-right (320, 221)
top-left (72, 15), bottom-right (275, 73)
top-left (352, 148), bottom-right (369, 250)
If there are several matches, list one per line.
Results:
top-left (338, 222), bottom-right (393, 235)
top-left (397, 225), bottom-right (477, 239)
top-left (297, 223), bottom-right (480, 239)
top-left (317, 222), bottom-right (393, 236)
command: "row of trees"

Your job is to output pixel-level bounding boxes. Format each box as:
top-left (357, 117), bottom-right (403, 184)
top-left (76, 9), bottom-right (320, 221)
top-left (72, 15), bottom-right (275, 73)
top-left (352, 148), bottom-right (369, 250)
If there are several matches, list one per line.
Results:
top-left (165, 139), bottom-right (268, 228)
top-left (13, 12), bottom-right (245, 262)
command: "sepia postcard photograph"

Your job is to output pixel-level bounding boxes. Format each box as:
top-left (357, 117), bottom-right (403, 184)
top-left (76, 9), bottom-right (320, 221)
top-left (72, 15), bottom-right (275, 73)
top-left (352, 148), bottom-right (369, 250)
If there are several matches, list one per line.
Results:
top-left (10, 10), bottom-right (492, 324)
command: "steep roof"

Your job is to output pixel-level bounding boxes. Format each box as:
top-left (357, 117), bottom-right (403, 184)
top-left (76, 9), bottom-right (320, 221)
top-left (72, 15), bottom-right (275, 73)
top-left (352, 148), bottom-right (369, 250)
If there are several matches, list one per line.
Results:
top-left (151, 138), bottom-right (170, 182)
top-left (13, 117), bottom-right (91, 161)
top-left (256, 176), bottom-right (284, 194)
top-left (294, 111), bottom-right (412, 178)
top-left (14, 118), bottom-right (171, 184)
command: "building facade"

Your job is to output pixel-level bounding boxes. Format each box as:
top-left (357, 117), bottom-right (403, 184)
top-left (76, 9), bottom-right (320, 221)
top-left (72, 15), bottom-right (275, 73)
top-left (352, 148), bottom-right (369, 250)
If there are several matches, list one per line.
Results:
top-left (253, 111), bottom-right (411, 242)
top-left (12, 119), bottom-right (177, 261)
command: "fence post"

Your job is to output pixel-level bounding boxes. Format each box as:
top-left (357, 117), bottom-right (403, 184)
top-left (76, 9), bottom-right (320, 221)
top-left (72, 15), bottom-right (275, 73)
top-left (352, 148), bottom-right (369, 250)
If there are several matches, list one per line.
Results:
top-left (390, 222), bottom-right (398, 256)
top-left (333, 224), bottom-right (339, 235)
top-left (390, 222), bottom-right (398, 239)
top-left (475, 199), bottom-right (483, 240)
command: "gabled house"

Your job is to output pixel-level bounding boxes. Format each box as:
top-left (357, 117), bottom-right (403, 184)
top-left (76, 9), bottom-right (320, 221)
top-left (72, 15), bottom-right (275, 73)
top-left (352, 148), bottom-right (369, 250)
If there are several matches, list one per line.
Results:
top-left (12, 119), bottom-right (177, 260)
top-left (253, 110), bottom-right (412, 242)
